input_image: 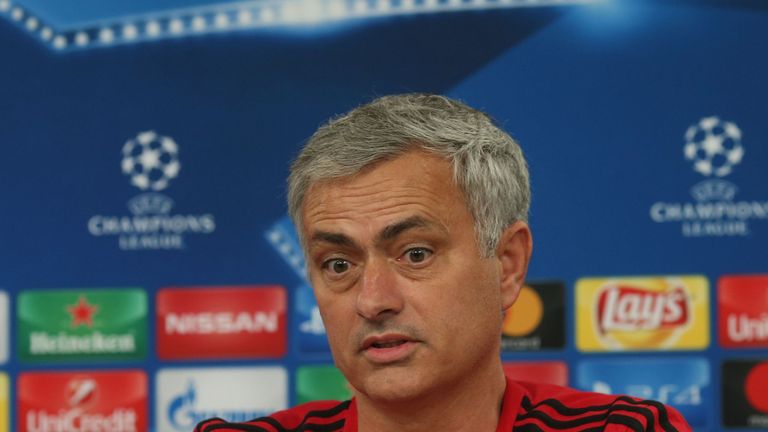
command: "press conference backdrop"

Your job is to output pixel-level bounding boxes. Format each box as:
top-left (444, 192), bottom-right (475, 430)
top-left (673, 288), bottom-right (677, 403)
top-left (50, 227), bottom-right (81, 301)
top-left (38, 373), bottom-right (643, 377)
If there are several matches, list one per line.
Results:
top-left (0, 0), bottom-right (767, 430)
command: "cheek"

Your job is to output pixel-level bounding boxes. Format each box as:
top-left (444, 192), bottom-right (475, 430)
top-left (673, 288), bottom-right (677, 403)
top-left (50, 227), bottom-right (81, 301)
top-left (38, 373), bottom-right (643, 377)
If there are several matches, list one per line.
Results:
top-left (446, 264), bottom-right (503, 331)
top-left (316, 297), bottom-right (352, 344)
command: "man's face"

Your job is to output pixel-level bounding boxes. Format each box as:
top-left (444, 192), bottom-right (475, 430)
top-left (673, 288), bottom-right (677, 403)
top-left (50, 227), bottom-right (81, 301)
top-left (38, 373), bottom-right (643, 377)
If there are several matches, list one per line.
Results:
top-left (301, 150), bottom-right (520, 403)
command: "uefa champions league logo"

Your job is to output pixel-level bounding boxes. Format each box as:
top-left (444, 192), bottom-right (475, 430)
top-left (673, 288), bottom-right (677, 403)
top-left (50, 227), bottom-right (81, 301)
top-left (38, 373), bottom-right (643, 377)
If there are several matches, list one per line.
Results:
top-left (121, 130), bottom-right (181, 191)
top-left (649, 115), bottom-right (768, 237)
top-left (86, 130), bottom-right (215, 250)
top-left (683, 116), bottom-right (744, 178)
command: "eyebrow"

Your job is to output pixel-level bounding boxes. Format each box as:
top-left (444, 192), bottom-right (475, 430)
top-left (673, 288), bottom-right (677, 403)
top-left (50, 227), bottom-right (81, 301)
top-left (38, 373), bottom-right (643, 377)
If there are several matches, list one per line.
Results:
top-left (377, 216), bottom-right (432, 243)
top-left (308, 215), bottom-right (435, 250)
top-left (310, 231), bottom-right (357, 248)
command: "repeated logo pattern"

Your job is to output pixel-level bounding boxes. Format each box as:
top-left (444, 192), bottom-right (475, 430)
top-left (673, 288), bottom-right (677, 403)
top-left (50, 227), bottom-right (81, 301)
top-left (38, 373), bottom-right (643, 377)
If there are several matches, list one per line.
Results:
top-left (576, 276), bottom-right (709, 351)
top-left (17, 289), bottom-right (147, 362)
top-left (576, 358), bottom-right (710, 428)
top-left (18, 370), bottom-right (147, 432)
top-left (718, 275), bottom-right (768, 348)
top-left (723, 360), bottom-right (768, 428)
top-left (156, 367), bottom-right (287, 432)
top-left (501, 282), bottom-right (564, 351)
top-left (156, 286), bottom-right (287, 360)
top-left (2, 275), bottom-right (765, 430)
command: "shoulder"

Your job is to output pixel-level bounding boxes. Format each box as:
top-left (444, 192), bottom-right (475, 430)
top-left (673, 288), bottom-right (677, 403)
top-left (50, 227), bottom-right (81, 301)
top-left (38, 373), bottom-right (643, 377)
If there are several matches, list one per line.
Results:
top-left (510, 380), bottom-right (692, 432)
top-left (194, 399), bottom-right (352, 432)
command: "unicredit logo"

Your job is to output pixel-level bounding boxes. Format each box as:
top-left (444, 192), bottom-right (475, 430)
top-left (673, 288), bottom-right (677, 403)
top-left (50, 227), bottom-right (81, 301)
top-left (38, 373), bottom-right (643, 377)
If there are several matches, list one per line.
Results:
top-left (727, 313), bottom-right (768, 343)
top-left (26, 409), bottom-right (138, 432)
top-left (598, 285), bottom-right (689, 332)
top-left (68, 378), bottom-right (97, 407)
top-left (19, 371), bottom-right (147, 432)
top-left (719, 275), bottom-right (768, 348)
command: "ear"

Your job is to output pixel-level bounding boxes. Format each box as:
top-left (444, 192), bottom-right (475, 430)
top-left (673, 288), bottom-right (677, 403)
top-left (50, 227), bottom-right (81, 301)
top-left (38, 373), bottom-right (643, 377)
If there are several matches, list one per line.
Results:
top-left (495, 221), bottom-right (533, 311)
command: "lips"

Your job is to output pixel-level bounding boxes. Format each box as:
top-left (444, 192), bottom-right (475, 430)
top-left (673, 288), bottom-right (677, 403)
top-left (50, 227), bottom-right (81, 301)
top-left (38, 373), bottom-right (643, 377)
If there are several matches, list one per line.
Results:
top-left (371, 340), bottom-right (406, 349)
top-left (362, 334), bottom-right (413, 350)
top-left (361, 334), bottom-right (419, 363)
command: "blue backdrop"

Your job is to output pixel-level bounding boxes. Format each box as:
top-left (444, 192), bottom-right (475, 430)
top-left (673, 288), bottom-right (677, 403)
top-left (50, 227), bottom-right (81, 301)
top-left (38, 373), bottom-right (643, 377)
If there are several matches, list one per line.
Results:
top-left (1, 0), bottom-right (766, 430)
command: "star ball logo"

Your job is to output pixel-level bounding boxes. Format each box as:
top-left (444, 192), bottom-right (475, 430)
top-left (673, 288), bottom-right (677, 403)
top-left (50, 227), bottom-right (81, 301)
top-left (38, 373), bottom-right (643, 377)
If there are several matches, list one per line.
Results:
top-left (87, 130), bottom-right (216, 250)
top-left (650, 116), bottom-right (768, 237)
top-left (683, 116), bottom-right (744, 178)
top-left (17, 289), bottom-right (147, 362)
top-left (121, 131), bottom-right (180, 192)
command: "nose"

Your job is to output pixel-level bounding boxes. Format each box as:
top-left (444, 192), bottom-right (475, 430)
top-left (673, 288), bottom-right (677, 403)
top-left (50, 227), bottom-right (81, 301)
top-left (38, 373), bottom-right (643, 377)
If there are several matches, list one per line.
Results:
top-left (356, 257), bottom-right (404, 321)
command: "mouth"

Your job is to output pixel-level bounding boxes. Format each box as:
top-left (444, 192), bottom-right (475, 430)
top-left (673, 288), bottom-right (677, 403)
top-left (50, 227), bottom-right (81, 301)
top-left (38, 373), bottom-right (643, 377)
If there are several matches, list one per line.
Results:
top-left (369, 339), bottom-right (408, 349)
top-left (361, 334), bottom-right (419, 363)
top-left (362, 334), bottom-right (413, 350)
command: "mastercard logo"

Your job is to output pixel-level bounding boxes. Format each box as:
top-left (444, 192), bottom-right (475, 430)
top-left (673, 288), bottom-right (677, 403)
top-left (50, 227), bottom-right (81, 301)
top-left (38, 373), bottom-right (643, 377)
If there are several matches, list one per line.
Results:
top-left (746, 362), bottom-right (768, 413)
top-left (502, 286), bottom-right (543, 337)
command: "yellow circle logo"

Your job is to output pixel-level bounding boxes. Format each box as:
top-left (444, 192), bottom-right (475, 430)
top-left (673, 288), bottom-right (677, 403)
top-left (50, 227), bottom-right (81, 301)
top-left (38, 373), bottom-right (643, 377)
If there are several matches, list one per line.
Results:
top-left (502, 286), bottom-right (543, 337)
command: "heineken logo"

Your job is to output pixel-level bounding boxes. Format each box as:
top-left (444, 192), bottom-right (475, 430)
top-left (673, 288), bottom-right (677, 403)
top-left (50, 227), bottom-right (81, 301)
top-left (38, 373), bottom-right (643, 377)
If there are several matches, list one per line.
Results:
top-left (18, 289), bottom-right (147, 362)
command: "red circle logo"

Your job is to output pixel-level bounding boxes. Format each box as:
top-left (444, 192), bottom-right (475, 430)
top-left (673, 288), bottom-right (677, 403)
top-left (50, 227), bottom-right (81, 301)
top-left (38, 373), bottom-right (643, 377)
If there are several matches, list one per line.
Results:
top-left (745, 362), bottom-right (768, 413)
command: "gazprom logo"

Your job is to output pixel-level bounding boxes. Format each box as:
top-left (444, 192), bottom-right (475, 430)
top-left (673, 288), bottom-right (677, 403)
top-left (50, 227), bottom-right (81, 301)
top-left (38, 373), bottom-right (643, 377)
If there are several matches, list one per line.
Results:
top-left (167, 382), bottom-right (265, 431)
top-left (156, 367), bottom-right (287, 432)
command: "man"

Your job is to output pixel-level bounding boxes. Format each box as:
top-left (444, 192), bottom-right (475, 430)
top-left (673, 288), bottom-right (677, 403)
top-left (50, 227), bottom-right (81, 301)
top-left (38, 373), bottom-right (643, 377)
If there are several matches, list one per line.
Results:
top-left (196, 94), bottom-right (690, 431)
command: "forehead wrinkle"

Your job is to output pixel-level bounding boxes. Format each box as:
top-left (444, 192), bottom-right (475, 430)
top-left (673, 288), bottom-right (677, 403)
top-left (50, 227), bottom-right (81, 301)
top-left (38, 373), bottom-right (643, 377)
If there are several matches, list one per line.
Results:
top-left (300, 151), bottom-right (466, 247)
top-left (376, 215), bottom-right (439, 244)
top-left (309, 231), bottom-right (357, 249)
top-left (304, 187), bottom-right (447, 223)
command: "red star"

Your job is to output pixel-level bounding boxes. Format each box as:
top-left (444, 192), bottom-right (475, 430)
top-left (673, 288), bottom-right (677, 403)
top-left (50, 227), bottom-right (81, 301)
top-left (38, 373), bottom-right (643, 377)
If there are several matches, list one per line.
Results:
top-left (67, 296), bottom-right (98, 327)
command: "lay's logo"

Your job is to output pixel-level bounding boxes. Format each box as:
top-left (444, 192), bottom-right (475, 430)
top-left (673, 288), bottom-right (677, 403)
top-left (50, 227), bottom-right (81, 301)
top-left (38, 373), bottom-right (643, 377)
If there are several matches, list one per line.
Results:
top-left (577, 276), bottom-right (709, 351)
top-left (597, 284), bottom-right (689, 332)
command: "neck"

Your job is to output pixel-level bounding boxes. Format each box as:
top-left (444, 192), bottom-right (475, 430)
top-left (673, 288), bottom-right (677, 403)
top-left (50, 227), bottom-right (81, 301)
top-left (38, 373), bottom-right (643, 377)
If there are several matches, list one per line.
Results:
top-left (355, 361), bottom-right (507, 432)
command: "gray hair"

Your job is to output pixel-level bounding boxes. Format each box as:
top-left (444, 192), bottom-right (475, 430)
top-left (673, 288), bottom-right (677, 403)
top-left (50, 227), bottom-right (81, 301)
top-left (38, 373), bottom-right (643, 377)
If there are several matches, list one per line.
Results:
top-left (287, 93), bottom-right (530, 256)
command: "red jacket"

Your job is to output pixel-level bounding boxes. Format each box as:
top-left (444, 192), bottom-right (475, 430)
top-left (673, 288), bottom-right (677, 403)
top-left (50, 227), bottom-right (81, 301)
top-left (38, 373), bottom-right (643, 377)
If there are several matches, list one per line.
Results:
top-left (195, 375), bottom-right (692, 431)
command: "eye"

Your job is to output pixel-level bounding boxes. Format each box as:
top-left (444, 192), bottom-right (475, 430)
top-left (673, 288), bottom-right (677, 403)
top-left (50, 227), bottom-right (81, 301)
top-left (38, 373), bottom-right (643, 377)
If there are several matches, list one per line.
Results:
top-left (403, 247), bottom-right (432, 264)
top-left (323, 258), bottom-right (351, 274)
